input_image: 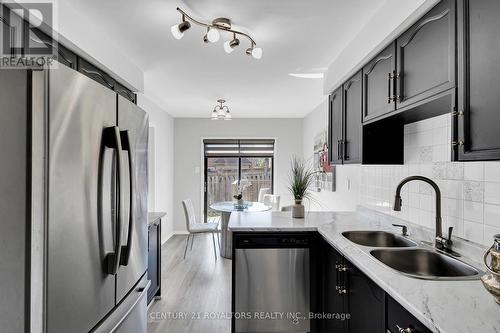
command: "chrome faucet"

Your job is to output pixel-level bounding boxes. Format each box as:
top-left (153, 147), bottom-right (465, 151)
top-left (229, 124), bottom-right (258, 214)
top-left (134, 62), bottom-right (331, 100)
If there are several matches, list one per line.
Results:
top-left (393, 176), bottom-right (454, 252)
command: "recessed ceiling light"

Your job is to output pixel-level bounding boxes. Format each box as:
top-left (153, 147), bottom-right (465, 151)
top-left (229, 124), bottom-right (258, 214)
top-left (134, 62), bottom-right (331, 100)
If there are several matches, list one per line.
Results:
top-left (288, 73), bottom-right (324, 79)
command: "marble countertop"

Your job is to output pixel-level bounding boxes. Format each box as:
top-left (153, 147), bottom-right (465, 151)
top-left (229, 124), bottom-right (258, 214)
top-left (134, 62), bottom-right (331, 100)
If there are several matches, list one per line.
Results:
top-left (148, 212), bottom-right (166, 226)
top-left (228, 208), bottom-right (500, 333)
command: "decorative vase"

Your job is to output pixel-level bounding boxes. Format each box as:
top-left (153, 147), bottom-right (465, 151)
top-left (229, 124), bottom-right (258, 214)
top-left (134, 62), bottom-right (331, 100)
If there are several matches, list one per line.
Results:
top-left (292, 199), bottom-right (305, 218)
top-left (234, 198), bottom-right (245, 211)
top-left (481, 234), bottom-right (500, 304)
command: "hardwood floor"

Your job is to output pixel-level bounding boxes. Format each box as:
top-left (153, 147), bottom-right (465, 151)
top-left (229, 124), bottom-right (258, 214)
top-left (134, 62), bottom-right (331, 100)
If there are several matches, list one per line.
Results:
top-left (147, 234), bottom-right (232, 333)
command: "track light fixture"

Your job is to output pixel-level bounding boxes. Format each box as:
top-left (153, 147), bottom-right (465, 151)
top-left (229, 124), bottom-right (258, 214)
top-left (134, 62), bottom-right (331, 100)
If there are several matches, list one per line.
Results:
top-left (171, 8), bottom-right (262, 59)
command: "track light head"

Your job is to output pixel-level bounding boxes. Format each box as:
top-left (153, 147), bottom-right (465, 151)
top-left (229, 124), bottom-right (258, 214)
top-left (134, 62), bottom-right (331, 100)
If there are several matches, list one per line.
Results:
top-left (203, 27), bottom-right (220, 43)
top-left (171, 19), bottom-right (191, 40)
top-left (246, 46), bottom-right (263, 60)
top-left (224, 36), bottom-right (240, 54)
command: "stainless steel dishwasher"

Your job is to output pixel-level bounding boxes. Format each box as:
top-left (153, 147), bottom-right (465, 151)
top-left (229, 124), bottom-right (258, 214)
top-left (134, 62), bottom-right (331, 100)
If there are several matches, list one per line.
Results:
top-left (233, 233), bottom-right (311, 333)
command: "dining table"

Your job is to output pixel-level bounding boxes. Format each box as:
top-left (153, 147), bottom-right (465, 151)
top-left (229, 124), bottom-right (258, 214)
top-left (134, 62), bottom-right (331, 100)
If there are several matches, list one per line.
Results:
top-left (210, 201), bottom-right (271, 259)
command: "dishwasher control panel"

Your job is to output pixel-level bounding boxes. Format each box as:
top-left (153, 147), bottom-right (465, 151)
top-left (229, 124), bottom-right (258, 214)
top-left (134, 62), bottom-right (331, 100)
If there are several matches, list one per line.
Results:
top-left (234, 233), bottom-right (312, 249)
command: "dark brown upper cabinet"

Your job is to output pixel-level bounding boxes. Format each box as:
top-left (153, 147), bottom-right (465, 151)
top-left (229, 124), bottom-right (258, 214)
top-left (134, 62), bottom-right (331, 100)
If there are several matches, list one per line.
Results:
top-left (456, 0), bottom-right (500, 160)
top-left (328, 72), bottom-right (363, 165)
top-left (28, 28), bottom-right (77, 69)
top-left (328, 87), bottom-right (343, 165)
top-left (362, 43), bottom-right (396, 122)
top-left (78, 58), bottom-right (116, 90)
top-left (343, 71), bottom-right (363, 164)
top-left (396, 0), bottom-right (455, 109)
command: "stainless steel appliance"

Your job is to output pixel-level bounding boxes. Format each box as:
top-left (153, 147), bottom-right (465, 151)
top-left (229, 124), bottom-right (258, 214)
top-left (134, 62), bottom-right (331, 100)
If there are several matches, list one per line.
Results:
top-left (233, 233), bottom-right (311, 333)
top-left (0, 64), bottom-right (149, 332)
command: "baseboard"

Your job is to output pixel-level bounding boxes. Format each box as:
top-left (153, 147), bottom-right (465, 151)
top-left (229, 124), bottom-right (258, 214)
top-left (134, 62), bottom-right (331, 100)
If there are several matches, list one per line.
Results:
top-left (161, 231), bottom-right (175, 245)
top-left (161, 230), bottom-right (188, 245)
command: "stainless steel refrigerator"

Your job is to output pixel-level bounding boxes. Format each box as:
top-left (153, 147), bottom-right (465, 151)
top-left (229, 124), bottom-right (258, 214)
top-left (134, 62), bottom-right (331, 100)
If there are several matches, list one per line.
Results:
top-left (0, 63), bottom-right (149, 333)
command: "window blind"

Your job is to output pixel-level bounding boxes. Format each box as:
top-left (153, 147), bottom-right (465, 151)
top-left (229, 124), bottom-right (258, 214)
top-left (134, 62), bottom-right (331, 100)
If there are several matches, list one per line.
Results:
top-left (204, 139), bottom-right (275, 157)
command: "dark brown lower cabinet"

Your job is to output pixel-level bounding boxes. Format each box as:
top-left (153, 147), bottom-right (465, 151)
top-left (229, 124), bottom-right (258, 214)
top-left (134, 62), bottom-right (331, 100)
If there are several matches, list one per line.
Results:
top-left (321, 240), bottom-right (430, 333)
top-left (386, 295), bottom-right (432, 333)
top-left (322, 244), bottom-right (347, 332)
top-left (147, 220), bottom-right (162, 305)
top-left (321, 241), bottom-right (384, 333)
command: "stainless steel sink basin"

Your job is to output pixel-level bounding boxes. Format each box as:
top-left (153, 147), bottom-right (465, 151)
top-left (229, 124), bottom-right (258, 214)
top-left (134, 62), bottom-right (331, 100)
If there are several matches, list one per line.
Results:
top-left (342, 231), bottom-right (417, 247)
top-left (370, 248), bottom-right (481, 280)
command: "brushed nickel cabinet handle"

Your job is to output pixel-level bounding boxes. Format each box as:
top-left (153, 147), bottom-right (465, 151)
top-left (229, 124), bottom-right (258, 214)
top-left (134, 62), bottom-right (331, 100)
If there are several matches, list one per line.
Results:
top-left (396, 325), bottom-right (415, 333)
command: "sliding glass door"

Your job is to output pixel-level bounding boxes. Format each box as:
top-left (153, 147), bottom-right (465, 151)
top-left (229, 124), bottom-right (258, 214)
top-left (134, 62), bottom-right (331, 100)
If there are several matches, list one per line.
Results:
top-left (205, 157), bottom-right (239, 222)
top-left (203, 139), bottom-right (274, 222)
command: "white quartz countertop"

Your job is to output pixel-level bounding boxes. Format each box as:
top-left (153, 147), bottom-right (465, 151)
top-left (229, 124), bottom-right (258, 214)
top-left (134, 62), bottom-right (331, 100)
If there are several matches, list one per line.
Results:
top-left (228, 209), bottom-right (500, 333)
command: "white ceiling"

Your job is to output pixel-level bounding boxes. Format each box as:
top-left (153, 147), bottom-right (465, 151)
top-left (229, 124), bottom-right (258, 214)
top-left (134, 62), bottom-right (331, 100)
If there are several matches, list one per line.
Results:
top-left (63, 0), bottom-right (386, 118)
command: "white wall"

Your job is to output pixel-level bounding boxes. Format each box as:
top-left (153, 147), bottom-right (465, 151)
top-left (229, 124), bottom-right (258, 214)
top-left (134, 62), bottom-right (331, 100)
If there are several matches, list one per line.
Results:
top-left (137, 95), bottom-right (175, 244)
top-left (323, 0), bottom-right (439, 94)
top-left (302, 100), bottom-right (360, 212)
top-left (173, 118), bottom-right (303, 233)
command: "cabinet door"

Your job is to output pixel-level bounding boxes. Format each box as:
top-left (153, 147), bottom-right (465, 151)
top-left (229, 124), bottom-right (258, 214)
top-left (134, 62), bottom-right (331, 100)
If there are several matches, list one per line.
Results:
top-left (343, 71), bottom-right (362, 164)
top-left (147, 224), bottom-right (159, 304)
top-left (346, 265), bottom-right (385, 333)
top-left (387, 295), bottom-right (432, 333)
top-left (27, 28), bottom-right (77, 69)
top-left (396, 0), bottom-right (455, 109)
top-left (362, 43), bottom-right (396, 122)
top-left (457, 0), bottom-right (500, 160)
top-left (78, 58), bottom-right (115, 90)
top-left (328, 87), bottom-right (344, 165)
top-left (323, 245), bottom-right (347, 332)
top-left (115, 81), bottom-right (137, 104)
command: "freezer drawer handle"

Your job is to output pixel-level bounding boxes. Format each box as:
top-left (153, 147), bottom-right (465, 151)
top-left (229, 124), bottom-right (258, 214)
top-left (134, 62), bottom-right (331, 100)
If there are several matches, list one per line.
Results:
top-left (119, 130), bottom-right (135, 266)
top-left (103, 126), bottom-right (124, 275)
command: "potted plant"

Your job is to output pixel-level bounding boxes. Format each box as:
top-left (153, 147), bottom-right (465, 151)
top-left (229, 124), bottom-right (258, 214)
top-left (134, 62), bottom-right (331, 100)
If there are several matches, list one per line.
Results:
top-left (288, 156), bottom-right (316, 218)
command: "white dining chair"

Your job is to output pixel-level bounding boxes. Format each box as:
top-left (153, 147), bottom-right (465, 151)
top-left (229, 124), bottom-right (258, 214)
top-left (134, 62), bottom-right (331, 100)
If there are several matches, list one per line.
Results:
top-left (263, 194), bottom-right (280, 211)
top-left (258, 188), bottom-right (271, 203)
top-left (182, 199), bottom-right (219, 261)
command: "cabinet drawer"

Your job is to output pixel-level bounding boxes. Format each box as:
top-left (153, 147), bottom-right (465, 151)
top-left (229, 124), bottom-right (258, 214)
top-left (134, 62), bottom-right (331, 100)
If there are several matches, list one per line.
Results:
top-left (386, 296), bottom-right (432, 333)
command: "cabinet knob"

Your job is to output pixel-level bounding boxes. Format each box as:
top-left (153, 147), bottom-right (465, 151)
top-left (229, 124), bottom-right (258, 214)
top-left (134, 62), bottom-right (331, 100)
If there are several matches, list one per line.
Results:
top-left (396, 325), bottom-right (415, 333)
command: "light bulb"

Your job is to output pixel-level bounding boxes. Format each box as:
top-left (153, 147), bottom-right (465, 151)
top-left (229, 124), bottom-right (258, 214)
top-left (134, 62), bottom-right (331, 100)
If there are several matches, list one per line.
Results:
top-left (223, 40), bottom-right (234, 54)
top-left (206, 28), bottom-right (220, 43)
top-left (171, 24), bottom-right (184, 40)
top-left (251, 47), bottom-right (263, 59)
top-left (211, 109), bottom-right (218, 119)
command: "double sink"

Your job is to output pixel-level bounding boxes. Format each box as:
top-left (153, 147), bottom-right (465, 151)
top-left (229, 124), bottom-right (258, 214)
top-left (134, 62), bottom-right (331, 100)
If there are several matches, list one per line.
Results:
top-left (342, 230), bottom-right (481, 280)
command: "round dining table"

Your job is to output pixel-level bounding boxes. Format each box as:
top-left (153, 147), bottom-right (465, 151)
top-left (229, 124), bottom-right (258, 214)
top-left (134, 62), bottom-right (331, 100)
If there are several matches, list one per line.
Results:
top-left (210, 201), bottom-right (271, 259)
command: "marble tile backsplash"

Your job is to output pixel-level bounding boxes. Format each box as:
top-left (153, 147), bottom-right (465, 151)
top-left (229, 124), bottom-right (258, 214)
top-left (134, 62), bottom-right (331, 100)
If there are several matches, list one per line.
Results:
top-left (358, 114), bottom-right (500, 246)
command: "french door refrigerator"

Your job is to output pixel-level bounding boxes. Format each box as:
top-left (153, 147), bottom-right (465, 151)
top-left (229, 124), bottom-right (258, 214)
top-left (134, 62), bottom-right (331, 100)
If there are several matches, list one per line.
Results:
top-left (0, 63), bottom-right (149, 333)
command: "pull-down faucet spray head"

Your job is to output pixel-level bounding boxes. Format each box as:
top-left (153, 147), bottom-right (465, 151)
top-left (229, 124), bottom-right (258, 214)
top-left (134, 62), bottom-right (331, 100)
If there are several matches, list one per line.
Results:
top-left (393, 195), bottom-right (402, 211)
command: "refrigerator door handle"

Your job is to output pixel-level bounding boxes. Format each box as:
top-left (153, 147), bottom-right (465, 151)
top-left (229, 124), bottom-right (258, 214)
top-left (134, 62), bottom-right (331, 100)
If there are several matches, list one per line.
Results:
top-left (103, 126), bottom-right (124, 275)
top-left (119, 130), bottom-right (134, 266)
